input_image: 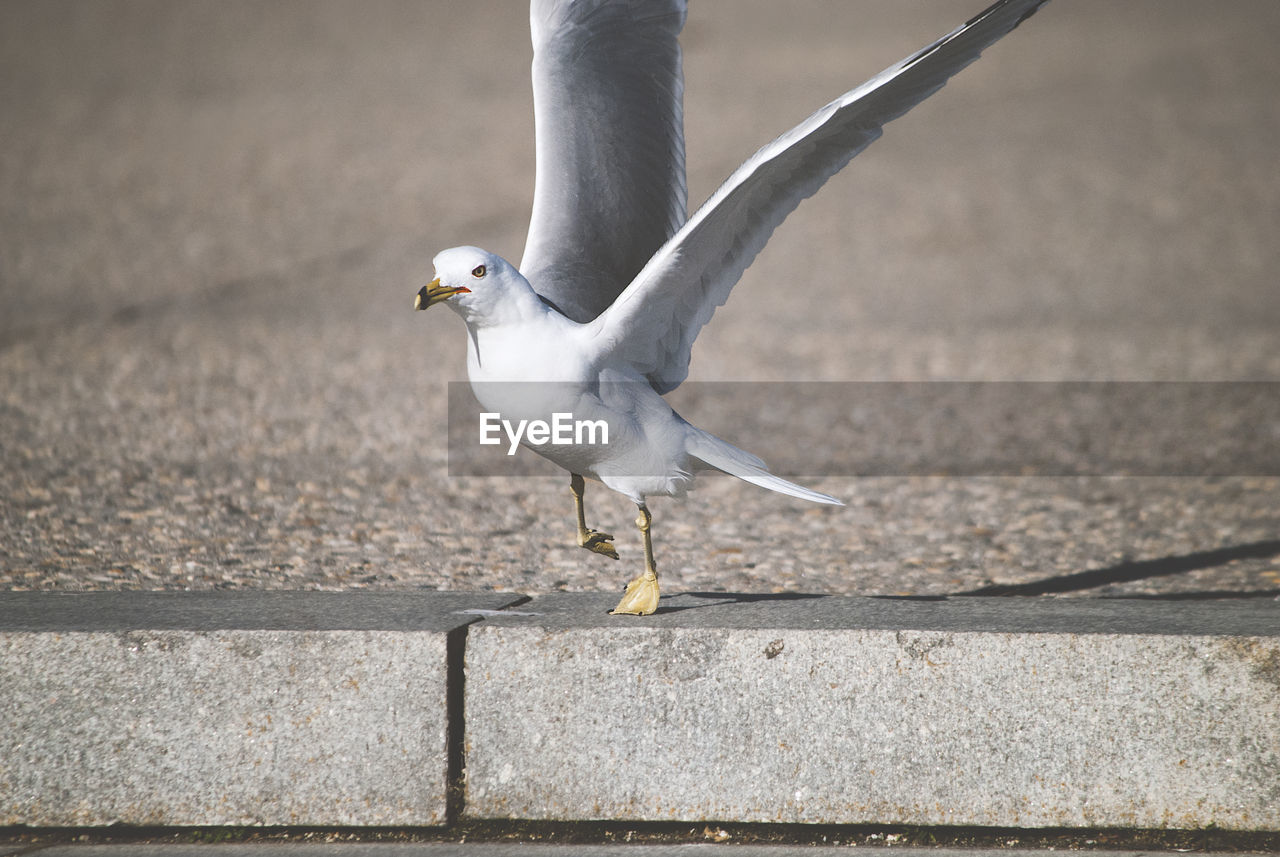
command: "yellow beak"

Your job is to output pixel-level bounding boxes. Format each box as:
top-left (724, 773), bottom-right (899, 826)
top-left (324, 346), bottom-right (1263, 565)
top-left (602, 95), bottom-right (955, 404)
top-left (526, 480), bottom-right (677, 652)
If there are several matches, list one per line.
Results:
top-left (414, 278), bottom-right (470, 310)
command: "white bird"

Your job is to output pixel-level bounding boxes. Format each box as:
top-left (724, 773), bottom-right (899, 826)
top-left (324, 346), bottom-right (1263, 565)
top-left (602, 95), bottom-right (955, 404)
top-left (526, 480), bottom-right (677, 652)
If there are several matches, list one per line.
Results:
top-left (416, 0), bottom-right (1051, 615)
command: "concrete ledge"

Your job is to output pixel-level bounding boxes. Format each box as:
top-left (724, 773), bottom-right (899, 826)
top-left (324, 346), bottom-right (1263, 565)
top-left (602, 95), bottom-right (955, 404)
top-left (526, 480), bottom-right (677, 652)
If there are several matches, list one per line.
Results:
top-left (0, 591), bottom-right (524, 827)
top-left (464, 594), bottom-right (1280, 829)
top-left (4, 592), bottom-right (1278, 830)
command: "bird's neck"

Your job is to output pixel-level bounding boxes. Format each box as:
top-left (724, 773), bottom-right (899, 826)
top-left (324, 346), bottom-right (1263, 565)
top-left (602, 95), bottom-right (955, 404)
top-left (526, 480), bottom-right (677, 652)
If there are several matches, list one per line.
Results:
top-left (459, 280), bottom-right (548, 330)
top-left (461, 284), bottom-right (573, 380)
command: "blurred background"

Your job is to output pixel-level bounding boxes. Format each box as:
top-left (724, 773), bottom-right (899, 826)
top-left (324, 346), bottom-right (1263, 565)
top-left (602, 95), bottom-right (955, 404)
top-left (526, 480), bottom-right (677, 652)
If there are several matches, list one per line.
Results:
top-left (2, 0), bottom-right (1277, 597)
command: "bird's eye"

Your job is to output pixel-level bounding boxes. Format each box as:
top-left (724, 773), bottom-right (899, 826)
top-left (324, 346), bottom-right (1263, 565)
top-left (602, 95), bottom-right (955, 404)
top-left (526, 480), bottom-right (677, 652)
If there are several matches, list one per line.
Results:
top-left (471, 265), bottom-right (487, 278)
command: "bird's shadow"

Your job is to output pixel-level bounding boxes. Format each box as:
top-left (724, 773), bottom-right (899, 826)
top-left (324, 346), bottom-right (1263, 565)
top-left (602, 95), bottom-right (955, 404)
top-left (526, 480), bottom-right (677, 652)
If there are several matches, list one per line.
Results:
top-left (640, 538), bottom-right (1280, 611)
top-left (953, 538), bottom-right (1280, 598)
top-left (646, 591), bottom-right (826, 615)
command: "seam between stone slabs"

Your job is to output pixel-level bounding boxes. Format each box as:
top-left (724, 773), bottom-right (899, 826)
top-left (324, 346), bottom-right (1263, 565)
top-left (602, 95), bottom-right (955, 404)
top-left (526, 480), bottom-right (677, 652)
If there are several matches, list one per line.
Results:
top-left (447, 595), bottom-right (533, 825)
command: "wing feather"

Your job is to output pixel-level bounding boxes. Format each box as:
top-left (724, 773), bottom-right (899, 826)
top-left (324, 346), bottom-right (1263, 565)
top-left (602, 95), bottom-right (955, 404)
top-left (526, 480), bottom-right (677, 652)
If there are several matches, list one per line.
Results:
top-left (586, 0), bottom-right (1051, 392)
top-left (521, 0), bottom-right (688, 322)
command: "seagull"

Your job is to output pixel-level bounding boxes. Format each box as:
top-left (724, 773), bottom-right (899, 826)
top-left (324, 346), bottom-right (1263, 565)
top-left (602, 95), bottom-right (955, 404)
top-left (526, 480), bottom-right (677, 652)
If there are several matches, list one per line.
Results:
top-left (416, 0), bottom-right (1050, 615)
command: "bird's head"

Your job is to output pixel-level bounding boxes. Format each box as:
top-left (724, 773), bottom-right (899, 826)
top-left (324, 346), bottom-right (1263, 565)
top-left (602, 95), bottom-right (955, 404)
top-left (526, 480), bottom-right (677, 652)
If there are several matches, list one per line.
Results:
top-left (414, 246), bottom-right (525, 325)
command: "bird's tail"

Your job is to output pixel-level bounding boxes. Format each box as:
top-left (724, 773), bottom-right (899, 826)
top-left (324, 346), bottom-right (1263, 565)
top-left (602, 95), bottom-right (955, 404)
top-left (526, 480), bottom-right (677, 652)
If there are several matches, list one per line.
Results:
top-left (685, 427), bottom-right (843, 506)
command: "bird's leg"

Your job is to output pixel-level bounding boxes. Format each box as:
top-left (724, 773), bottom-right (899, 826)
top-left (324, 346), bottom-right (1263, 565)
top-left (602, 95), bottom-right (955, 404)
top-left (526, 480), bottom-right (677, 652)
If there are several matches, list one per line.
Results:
top-left (610, 504), bottom-right (660, 615)
top-left (570, 473), bottom-right (618, 560)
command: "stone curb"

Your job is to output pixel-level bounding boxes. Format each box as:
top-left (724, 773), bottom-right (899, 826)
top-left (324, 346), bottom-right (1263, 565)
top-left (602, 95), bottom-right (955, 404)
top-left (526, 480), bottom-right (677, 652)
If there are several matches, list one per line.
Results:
top-left (0, 592), bottom-right (524, 827)
top-left (2, 592), bottom-right (1278, 830)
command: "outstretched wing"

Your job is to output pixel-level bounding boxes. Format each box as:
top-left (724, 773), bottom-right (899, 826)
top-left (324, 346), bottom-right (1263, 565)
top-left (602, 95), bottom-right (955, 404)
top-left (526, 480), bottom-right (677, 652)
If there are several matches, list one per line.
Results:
top-left (520, 0), bottom-right (688, 323)
top-left (586, 0), bottom-right (1051, 392)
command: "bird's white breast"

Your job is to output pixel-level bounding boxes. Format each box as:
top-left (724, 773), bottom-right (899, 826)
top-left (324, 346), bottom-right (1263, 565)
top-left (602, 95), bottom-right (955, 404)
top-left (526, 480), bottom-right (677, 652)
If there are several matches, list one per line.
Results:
top-left (467, 315), bottom-right (591, 385)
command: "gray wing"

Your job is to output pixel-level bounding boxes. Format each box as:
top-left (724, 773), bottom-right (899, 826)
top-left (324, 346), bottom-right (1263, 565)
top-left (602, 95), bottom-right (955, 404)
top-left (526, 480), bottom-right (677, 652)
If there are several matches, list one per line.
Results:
top-left (520, 0), bottom-right (688, 323)
top-left (586, 0), bottom-right (1051, 392)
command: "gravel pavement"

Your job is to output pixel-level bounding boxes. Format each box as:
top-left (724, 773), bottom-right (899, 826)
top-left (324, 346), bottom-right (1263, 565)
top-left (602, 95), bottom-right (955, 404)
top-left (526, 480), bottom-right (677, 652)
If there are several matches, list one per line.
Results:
top-left (3, 0), bottom-right (1278, 599)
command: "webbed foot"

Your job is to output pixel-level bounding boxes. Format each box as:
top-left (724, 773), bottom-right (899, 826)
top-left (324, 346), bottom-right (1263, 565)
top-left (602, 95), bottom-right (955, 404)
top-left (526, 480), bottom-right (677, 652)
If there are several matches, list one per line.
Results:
top-left (578, 528), bottom-right (619, 560)
top-left (570, 473), bottom-right (619, 559)
top-left (610, 569), bottom-right (660, 615)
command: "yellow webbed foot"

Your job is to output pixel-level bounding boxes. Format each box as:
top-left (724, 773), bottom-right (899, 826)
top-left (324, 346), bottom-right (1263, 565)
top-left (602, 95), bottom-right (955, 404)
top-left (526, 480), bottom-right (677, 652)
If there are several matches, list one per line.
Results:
top-left (578, 529), bottom-right (619, 560)
top-left (610, 569), bottom-right (659, 615)
top-left (570, 473), bottom-right (620, 560)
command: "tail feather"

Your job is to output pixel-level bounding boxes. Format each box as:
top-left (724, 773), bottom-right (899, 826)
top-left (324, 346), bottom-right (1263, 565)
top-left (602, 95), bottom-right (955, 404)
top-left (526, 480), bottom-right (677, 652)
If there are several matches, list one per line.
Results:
top-left (686, 428), bottom-right (843, 506)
